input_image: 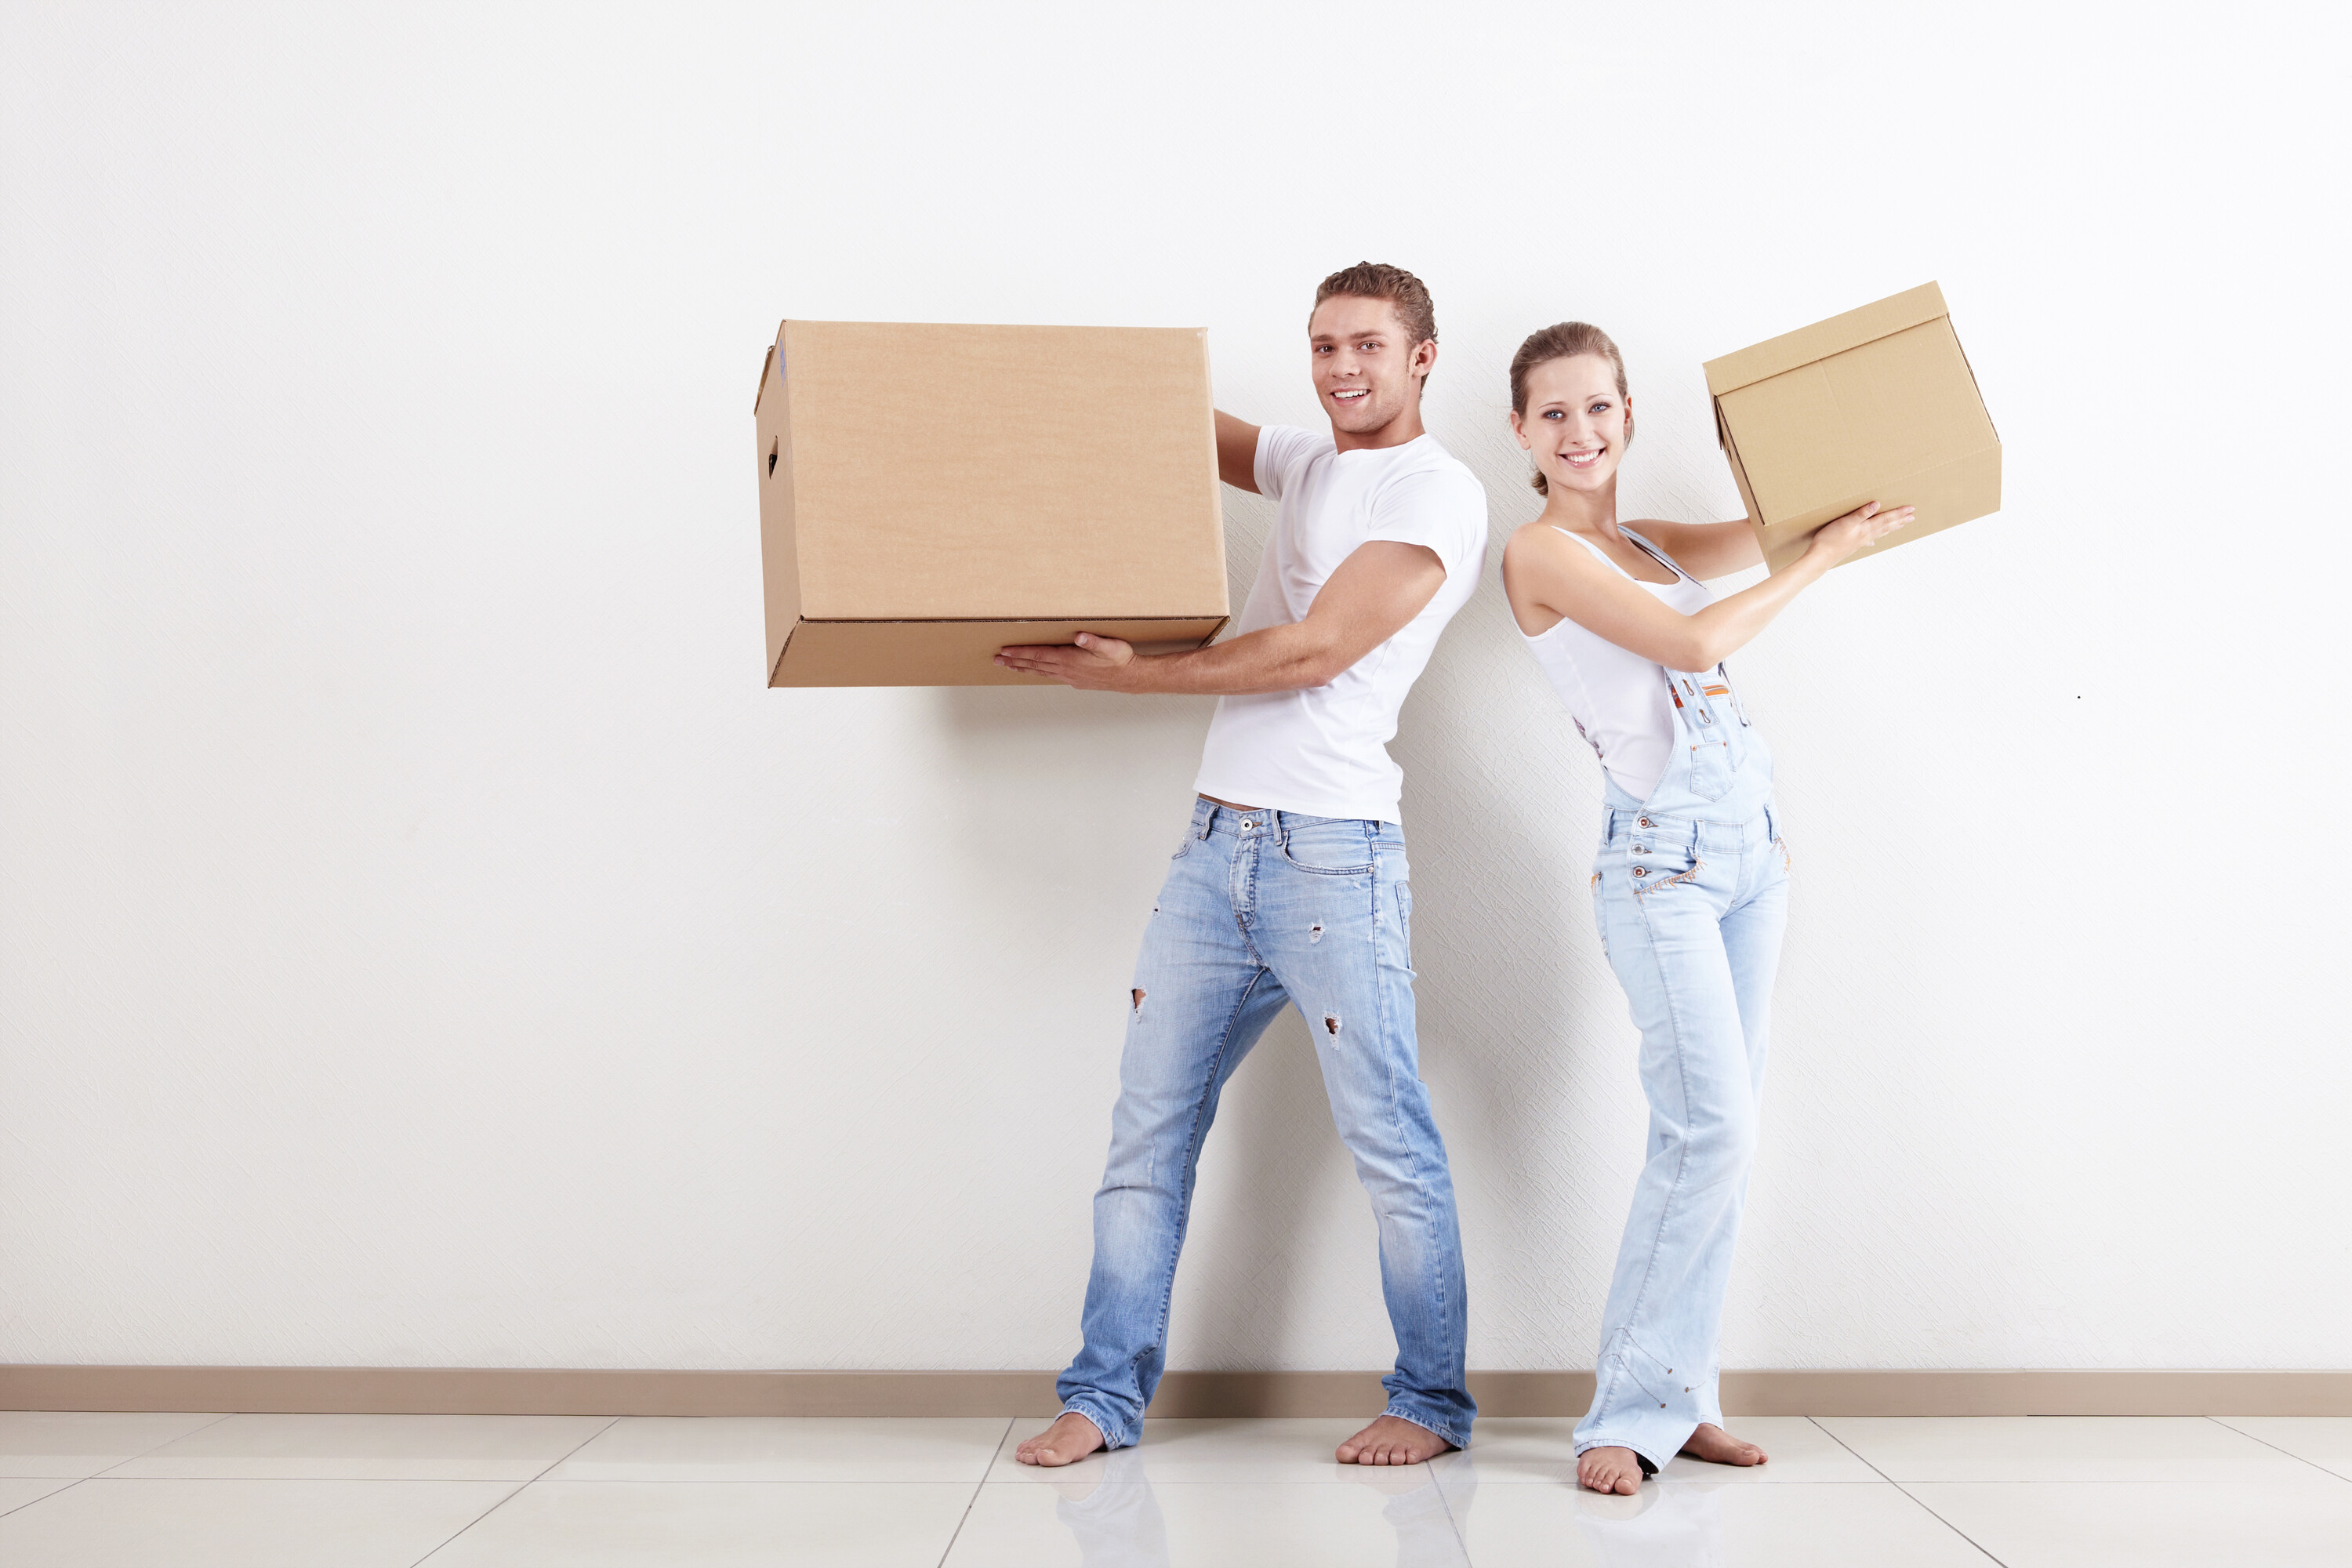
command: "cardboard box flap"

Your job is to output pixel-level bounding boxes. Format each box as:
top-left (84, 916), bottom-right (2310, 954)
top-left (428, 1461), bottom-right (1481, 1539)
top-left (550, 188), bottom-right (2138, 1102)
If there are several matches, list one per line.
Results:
top-left (1704, 281), bottom-right (1949, 397)
top-left (753, 319), bottom-right (786, 415)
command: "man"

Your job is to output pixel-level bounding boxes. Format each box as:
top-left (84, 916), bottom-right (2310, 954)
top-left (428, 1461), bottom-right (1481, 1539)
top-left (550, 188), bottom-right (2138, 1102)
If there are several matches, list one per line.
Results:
top-left (997, 263), bottom-right (1488, 1468)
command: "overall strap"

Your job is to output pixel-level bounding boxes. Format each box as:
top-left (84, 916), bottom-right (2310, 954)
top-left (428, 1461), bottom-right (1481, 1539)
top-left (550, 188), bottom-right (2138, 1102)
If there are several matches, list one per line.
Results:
top-left (1552, 524), bottom-right (1686, 584)
top-left (1623, 528), bottom-right (1752, 728)
top-left (1619, 528), bottom-right (1690, 582)
top-left (1658, 666), bottom-right (1740, 737)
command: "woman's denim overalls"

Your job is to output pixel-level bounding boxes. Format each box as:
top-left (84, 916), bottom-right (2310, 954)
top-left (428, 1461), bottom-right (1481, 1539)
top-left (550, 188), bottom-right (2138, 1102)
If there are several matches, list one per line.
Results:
top-left (1573, 546), bottom-right (1791, 1473)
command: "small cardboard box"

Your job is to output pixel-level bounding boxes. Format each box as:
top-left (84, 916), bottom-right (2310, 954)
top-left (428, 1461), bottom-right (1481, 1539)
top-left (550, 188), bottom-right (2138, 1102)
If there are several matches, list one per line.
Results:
top-left (754, 320), bottom-right (1230, 686)
top-left (1704, 282), bottom-right (2000, 573)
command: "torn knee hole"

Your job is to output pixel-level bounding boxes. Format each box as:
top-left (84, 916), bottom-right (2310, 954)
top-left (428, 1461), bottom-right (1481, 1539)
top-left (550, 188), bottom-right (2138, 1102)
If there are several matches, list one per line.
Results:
top-left (1308, 921), bottom-right (1324, 944)
top-left (1131, 988), bottom-right (1146, 1017)
top-left (1323, 1013), bottom-right (1341, 1036)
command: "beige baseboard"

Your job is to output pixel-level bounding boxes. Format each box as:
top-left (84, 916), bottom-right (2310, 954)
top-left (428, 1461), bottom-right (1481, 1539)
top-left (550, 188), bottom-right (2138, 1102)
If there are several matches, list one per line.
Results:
top-left (3, 1366), bottom-right (2347, 1417)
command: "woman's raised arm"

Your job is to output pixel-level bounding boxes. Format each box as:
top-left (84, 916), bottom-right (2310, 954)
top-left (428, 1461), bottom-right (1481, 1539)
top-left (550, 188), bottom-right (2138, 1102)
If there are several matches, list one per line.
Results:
top-left (1628, 517), bottom-right (1764, 580)
top-left (1501, 503), bottom-right (1911, 670)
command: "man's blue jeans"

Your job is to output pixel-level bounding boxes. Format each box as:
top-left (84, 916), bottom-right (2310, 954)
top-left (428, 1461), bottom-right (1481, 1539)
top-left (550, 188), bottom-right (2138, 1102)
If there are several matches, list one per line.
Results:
top-left (1055, 799), bottom-right (1475, 1450)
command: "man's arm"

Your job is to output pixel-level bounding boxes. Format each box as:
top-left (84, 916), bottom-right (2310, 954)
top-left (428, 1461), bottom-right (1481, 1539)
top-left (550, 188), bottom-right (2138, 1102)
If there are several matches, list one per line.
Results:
top-left (995, 540), bottom-right (1444, 695)
top-left (1214, 410), bottom-right (1261, 493)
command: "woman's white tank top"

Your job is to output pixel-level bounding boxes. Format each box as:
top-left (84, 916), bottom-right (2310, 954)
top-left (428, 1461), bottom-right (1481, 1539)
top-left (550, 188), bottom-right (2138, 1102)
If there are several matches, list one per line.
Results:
top-left (1519, 526), bottom-right (1715, 801)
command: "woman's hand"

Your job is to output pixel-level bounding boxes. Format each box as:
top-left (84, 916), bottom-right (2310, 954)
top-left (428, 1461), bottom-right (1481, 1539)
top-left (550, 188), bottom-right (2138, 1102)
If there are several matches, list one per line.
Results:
top-left (1805, 501), bottom-right (1913, 567)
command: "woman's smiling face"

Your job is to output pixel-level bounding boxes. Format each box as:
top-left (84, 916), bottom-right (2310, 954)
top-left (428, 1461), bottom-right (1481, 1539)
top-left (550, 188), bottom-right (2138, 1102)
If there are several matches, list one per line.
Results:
top-left (1512, 352), bottom-right (1631, 495)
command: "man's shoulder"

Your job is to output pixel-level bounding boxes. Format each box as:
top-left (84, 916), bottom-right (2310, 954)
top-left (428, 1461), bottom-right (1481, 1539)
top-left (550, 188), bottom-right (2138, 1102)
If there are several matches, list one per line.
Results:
top-left (1260, 423), bottom-right (1336, 467)
top-left (1383, 437), bottom-right (1486, 496)
top-left (1377, 441), bottom-right (1490, 521)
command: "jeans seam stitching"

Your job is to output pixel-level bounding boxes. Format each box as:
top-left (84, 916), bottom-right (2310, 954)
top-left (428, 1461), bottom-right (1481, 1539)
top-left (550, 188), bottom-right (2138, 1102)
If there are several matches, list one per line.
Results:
top-left (1369, 848), bottom-right (1461, 1431)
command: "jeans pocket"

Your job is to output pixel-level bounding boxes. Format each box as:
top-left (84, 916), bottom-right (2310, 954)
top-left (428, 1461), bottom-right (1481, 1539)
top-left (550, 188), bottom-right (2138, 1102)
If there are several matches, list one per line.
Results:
top-left (1634, 857), bottom-right (1704, 895)
top-left (1626, 829), bottom-right (1699, 895)
top-left (1281, 826), bottom-right (1375, 877)
top-left (1589, 870), bottom-right (1608, 957)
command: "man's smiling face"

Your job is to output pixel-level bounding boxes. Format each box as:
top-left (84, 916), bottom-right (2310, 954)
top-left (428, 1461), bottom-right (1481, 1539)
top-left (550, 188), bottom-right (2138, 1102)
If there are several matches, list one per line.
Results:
top-left (1308, 294), bottom-right (1429, 437)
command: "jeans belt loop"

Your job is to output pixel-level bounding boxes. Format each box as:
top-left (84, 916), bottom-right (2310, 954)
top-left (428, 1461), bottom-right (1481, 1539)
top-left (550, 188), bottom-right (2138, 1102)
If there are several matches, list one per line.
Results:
top-left (1198, 805), bottom-right (1215, 840)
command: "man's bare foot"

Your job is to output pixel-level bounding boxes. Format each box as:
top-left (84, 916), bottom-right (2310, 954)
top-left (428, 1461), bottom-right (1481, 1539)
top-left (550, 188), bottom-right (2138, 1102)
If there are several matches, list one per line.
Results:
top-left (1679, 1423), bottom-right (1768, 1467)
top-left (1577, 1445), bottom-right (1645, 1494)
top-left (1335, 1414), bottom-right (1454, 1466)
top-left (1014, 1411), bottom-right (1106, 1468)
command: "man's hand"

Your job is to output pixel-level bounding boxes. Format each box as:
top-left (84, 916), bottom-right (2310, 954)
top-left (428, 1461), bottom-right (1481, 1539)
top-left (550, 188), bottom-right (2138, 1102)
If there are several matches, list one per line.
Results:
top-left (993, 539), bottom-right (1445, 699)
top-left (994, 632), bottom-right (1143, 691)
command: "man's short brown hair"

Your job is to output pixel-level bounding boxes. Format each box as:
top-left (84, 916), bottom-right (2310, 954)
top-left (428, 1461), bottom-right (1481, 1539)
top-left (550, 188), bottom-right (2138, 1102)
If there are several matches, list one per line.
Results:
top-left (1312, 262), bottom-right (1439, 387)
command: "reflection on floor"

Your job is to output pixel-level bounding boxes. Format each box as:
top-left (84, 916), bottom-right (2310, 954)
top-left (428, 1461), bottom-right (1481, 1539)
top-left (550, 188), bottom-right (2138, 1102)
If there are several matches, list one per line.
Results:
top-left (1, 1410), bottom-right (2348, 1564)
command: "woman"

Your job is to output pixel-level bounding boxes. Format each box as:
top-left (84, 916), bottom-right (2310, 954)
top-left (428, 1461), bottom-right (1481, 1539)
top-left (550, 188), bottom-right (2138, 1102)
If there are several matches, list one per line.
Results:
top-left (1499, 322), bottom-right (1907, 1495)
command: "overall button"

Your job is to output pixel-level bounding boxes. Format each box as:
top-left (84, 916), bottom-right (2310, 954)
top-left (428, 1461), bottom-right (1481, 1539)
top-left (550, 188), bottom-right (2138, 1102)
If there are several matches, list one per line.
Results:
top-left (1633, 844), bottom-right (1646, 854)
top-left (1639, 818), bottom-right (1652, 828)
top-left (1633, 867), bottom-right (1648, 877)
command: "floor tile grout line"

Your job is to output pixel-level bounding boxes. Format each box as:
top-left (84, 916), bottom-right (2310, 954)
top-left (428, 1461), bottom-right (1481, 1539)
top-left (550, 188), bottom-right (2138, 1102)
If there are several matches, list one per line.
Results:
top-left (1426, 1453), bottom-right (1475, 1565)
top-left (86, 1409), bottom-right (241, 1479)
top-left (0, 1476), bottom-right (83, 1520)
top-left (2203, 1415), bottom-right (2352, 1484)
top-left (1805, 1416), bottom-right (2011, 1567)
top-left (932, 1415), bottom-right (1015, 1568)
top-left (404, 1414), bottom-right (622, 1567)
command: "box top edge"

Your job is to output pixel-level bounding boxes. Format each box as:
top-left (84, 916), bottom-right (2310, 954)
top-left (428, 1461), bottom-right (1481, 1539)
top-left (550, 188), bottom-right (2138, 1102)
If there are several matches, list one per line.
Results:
top-left (1704, 282), bottom-right (1950, 397)
top-left (776, 320), bottom-right (1210, 337)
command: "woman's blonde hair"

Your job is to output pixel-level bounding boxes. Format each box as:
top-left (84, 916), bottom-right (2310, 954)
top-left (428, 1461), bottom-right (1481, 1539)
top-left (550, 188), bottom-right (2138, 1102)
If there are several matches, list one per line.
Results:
top-left (1509, 322), bottom-right (1630, 494)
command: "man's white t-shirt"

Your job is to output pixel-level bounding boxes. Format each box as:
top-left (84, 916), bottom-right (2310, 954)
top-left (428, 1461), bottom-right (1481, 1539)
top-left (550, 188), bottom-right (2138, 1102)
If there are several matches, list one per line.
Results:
top-left (1192, 425), bottom-right (1489, 822)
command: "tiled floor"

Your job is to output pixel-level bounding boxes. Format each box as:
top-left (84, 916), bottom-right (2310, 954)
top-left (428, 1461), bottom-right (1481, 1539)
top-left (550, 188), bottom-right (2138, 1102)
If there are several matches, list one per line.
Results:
top-left (1, 1410), bottom-right (2348, 1564)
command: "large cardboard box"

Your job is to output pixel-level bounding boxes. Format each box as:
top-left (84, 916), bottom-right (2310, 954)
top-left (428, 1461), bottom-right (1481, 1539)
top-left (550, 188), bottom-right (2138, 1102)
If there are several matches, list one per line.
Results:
top-left (754, 320), bottom-right (1230, 686)
top-left (1704, 282), bottom-right (2000, 573)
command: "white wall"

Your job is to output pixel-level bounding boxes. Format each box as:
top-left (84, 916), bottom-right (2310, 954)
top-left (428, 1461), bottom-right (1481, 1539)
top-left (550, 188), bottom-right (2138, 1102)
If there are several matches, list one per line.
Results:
top-left (3, 2), bottom-right (2344, 1375)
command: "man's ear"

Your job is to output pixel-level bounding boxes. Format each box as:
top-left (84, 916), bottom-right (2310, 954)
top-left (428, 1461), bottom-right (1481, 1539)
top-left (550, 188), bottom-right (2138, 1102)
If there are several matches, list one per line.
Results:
top-left (1414, 338), bottom-right (1438, 383)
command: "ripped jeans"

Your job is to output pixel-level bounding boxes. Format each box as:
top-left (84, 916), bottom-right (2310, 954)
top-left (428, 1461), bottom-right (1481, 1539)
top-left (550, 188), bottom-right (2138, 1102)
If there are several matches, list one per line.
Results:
top-left (1054, 797), bottom-right (1475, 1451)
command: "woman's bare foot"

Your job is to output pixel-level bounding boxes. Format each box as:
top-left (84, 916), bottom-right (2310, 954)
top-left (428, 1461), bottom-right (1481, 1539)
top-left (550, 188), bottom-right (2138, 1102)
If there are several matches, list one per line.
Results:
top-left (1014, 1411), bottom-right (1107, 1467)
top-left (1335, 1414), bottom-right (1454, 1466)
top-left (1679, 1423), bottom-right (1769, 1467)
top-left (1577, 1445), bottom-right (1645, 1494)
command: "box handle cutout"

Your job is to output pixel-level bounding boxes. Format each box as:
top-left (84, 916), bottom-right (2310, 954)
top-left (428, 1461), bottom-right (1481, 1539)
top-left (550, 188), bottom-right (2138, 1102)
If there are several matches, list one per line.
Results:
top-left (767, 441), bottom-right (778, 477)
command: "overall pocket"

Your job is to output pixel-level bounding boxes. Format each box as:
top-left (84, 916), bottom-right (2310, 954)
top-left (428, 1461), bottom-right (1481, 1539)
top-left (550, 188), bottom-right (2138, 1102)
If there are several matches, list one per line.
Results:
top-left (1683, 737), bottom-right (1735, 803)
